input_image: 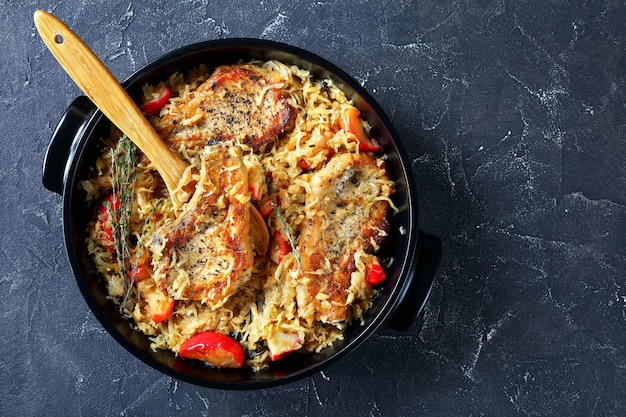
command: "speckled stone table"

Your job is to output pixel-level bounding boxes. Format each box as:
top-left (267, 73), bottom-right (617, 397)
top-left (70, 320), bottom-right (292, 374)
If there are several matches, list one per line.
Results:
top-left (2, 1), bottom-right (626, 416)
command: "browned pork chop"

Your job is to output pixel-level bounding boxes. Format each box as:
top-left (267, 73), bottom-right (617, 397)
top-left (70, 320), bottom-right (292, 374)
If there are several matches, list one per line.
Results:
top-left (296, 153), bottom-right (391, 323)
top-left (156, 64), bottom-right (296, 151)
top-left (151, 144), bottom-right (255, 308)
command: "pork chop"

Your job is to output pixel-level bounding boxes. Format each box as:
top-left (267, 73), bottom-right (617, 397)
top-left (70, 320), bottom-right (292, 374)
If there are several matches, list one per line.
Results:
top-left (151, 143), bottom-right (255, 308)
top-left (296, 152), bottom-right (392, 323)
top-left (155, 64), bottom-right (296, 151)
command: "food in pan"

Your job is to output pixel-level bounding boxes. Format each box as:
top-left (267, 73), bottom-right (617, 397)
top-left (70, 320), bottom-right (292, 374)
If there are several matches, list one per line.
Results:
top-left (83, 60), bottom-right (395, 370)
top-left (156, 64), bottom-right (296, 151)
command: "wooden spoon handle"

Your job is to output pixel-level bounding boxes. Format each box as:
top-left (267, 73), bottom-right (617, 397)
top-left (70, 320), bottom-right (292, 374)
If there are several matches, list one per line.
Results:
top-left (34, 10), bottom-right (187, 198)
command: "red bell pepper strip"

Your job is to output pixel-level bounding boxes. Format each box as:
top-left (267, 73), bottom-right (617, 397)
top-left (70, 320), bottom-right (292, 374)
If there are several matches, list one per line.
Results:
top-left (96, 193), bottom-right (120, 251)
top-left (149, 297), bottom-right (175, 324)
top-left (298, 159), bottom-right (311, 170)
top-left (259, 194), bottom-right (279, 218)
top-left (130, 260), bottom-right (152, 283)
top-left (365, 259), bottom-right (387, 285)
top-left (269, 231), bottom-right (292, 264)
top-left (141, 84), bottom-right (171, 116)
top-left (340, 108), bottom-right (382, 152)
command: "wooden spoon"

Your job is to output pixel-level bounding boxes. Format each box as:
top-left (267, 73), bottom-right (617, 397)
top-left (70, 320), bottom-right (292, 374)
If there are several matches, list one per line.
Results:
top-left (34, 10), bottom-right (188, 207)
top-left (34, 10), bottom-right (269, 255)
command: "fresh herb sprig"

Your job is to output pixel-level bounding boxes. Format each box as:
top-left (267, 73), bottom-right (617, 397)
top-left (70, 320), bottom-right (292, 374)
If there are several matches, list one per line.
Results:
top-left (104, 135), bottom-right (137, 295)
top-left (274, 205), bottom-right (302, 271)
top-left (120, 198), bottom-right (163, 312)
top-left (266, 175), bottom-right (302, 272)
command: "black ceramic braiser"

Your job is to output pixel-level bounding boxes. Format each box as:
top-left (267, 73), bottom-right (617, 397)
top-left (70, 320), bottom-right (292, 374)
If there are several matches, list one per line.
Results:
top-left (42, 38), bottom-right (441, 389)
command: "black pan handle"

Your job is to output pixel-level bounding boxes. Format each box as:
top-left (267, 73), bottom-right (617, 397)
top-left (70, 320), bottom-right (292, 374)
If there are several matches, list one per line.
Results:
top-left (386, 230), bottom-right (442, 331)
top-left (42, 96), bottom-right (96, 195)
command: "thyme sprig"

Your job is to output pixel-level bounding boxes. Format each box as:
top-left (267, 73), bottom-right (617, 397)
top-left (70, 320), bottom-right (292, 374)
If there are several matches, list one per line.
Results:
top-left (274, 205), bottom-right (302, 272)
top-left (104, 135), bottom-right (137, 299)
top-left (120, 198), bottom-right (163, 312)
top-left (266, 175), bottom-right (302, 272)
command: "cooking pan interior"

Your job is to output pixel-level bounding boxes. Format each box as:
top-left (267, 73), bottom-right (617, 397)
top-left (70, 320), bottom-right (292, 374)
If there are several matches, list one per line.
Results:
top-left (63, 39), bottom-right (418, 388)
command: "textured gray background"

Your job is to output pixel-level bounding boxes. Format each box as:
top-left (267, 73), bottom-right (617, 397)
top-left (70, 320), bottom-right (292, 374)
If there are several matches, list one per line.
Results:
top-left (2, 0), bottom-right (626, 416)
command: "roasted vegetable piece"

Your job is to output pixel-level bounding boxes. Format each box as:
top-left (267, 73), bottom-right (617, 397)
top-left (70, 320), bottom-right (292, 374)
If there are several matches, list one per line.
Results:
top-left (179, 331), bottom-right (245, 368)
top-left (365, 259), bottom-right (387, 285)
top-left (297, 158), bottom-right (311, 170)
top-left (141, 84), bottom-right (171, 116)
top-left (259, 194), bottom-right (279, 218)
top-left (269, 231), bottom-right (292, 264)
top-left (339, 107), bottom-right (382, 152)
top-left (247, 165), bottom-right (266, 201)
top-left (96, 193), bottom-right (120, 251)
top-left (138, 280), bottom-right (175, 324)
top-left (267, 328), bottom-right (301, 361)
top-left (130, 259), bottom-right (152, 283)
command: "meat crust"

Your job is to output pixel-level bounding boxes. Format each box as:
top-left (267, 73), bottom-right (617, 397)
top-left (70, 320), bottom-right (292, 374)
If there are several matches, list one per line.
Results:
top-left (152, 143), bottom-right (255, 307)
top-left (296, 153), bottom-right (391, 323)
top-left (155, 64), bottom-right (296, 151)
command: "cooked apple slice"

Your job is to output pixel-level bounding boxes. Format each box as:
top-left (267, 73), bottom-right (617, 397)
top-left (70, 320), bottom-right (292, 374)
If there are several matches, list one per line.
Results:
top-left (267, 327), bottom-right (302, 361)
top-left (137, 279), bottom-right (174, 324)
top-left (179, 331), bottom-right (245, 368)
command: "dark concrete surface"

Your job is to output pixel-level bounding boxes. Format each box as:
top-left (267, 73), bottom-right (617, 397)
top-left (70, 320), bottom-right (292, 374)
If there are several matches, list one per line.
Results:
top-left (2, 1), bottom-right (626, 416)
